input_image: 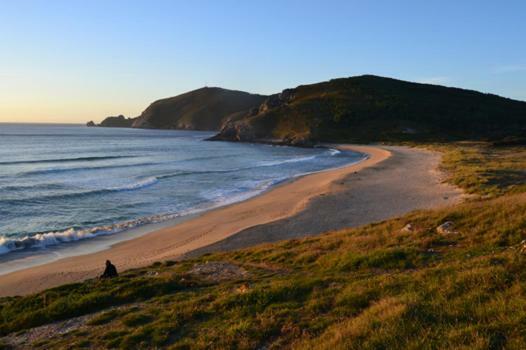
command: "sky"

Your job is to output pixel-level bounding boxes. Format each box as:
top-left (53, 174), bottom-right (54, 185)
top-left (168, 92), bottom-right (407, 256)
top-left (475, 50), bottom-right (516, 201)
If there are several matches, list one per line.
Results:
top-left (0, 0), bottom-right (525, 123)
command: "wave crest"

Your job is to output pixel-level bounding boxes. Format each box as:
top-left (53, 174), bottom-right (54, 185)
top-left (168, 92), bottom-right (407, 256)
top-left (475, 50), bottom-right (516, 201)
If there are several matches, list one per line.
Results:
top-left (19, 162), bottom-right (159, 176)
top-left (0, 155), bottom-right (134, 166)
top-left (1, 177), bottom-right (159, 206)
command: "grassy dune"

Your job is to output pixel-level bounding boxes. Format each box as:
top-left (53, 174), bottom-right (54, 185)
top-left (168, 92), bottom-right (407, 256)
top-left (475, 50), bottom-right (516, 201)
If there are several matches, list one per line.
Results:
top-left (438, 143), bottom-right (526, 196)
top-left (1, 143), bottom-right (526, 349)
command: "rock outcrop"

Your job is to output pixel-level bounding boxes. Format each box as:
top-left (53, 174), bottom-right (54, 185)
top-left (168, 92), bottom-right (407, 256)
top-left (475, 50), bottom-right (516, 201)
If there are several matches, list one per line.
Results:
top-left (401, 223), bottom-right (414, 233)
top-left (436, 221), bottom-right (457, 235)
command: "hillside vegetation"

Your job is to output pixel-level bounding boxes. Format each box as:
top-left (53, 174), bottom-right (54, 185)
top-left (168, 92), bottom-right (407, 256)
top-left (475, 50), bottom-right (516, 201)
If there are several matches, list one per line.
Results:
top-left (1, 143), bottom-right (526, 349)
top-left (211, 75), bottom-right (526, 145)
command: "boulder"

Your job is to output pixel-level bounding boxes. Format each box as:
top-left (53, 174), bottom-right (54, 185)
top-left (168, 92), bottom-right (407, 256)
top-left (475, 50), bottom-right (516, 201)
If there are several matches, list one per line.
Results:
top-left (401, 223), bottom-right (414, 233)
top-left (436, 221), bottom-right (456, 234)
top-left (208, 121), bottom-right (255, 142)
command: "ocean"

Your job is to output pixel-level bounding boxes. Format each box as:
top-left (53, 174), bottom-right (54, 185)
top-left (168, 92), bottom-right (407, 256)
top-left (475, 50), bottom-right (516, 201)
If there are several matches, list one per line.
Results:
top-left (0, 123), bottom-right (364, 257)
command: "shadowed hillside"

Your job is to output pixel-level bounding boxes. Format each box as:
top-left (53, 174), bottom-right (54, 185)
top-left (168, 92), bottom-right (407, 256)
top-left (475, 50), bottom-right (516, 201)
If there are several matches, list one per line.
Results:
top-left (210, 75), bottom-right (526, 145)
top-left (132, 87), bottom-right (267, 130)
top-left (91, 88), bottom-right (266, 130)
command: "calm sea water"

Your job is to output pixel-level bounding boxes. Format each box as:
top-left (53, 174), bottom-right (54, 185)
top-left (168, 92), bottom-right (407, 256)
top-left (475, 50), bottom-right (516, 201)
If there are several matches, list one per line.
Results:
top-left (0, 124), bottom-right (363, 256)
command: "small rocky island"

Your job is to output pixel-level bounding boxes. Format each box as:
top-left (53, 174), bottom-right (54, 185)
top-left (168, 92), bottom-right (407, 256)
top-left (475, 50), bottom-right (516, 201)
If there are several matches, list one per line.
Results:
top-left (86, 115), bottom-right (134, 128)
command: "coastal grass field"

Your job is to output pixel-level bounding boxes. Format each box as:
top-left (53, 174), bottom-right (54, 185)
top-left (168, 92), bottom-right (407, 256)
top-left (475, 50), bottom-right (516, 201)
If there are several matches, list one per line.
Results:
top-left (1, 143), bottom-right (526, 349)
top-left (438, 142), bottom-right (526, 196)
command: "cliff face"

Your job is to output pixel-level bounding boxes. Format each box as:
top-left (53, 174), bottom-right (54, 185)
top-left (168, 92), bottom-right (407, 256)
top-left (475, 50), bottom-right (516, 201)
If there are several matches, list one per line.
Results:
top-left (211, 75), bottom-right (526, 145)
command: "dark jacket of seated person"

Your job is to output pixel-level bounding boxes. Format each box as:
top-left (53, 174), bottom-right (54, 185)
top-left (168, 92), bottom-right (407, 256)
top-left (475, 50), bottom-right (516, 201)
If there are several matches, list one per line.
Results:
top-left (100, 260), bottom-right (118, 278)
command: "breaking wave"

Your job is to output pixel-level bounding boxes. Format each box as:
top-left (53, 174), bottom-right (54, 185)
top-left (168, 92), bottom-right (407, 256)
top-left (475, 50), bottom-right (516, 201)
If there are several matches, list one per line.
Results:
top-left (0, 209), bottom-right (199, 255)
top-left (1, 177), bottom-right (159, 206)
top-left (256, 148), bottom-right (340, 167)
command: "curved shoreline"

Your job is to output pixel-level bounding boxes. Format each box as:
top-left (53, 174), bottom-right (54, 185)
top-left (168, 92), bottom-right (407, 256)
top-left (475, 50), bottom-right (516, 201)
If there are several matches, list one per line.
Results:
top-left (0, 145), bottom-right (388, 297)
top-left (186, 145), bottom-right (465, 258)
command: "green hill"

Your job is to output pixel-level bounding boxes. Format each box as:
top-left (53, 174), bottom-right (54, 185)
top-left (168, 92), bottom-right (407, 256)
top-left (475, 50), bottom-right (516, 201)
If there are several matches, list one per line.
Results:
top-left (92, 87), bottom-right (266, 130)
top-left (210, 75), bottom-right (526, 145)
top-left (90, 76), bottom-right (526, 142)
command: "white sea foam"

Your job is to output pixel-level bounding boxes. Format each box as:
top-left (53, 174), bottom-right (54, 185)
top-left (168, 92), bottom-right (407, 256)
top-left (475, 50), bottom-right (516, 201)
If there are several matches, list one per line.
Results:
top-left (257, 155), bottom-right (318, 167)
top-left (200, 178), bottom-right (288, 207)
top-left (257, 148), bottom-right (340, 167)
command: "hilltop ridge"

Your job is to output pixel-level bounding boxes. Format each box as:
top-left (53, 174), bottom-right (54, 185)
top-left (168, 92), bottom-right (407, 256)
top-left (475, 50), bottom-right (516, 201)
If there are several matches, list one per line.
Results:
top-left (89, 75), bottom-right (526, 146)
top-left (211, 75), bottom-right (526, 145)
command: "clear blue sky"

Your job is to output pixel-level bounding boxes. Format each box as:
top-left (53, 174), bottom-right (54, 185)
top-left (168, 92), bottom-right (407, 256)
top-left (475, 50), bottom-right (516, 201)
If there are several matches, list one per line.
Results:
top-left (1, 0), bottom-right (525, 123)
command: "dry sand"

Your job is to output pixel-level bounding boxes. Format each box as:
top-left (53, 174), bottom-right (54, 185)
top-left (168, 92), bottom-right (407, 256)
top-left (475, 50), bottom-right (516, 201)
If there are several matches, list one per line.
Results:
top-left (187, 145), bottom-right (463, 257)
top-left (0, 145), bottom-right (462, 297)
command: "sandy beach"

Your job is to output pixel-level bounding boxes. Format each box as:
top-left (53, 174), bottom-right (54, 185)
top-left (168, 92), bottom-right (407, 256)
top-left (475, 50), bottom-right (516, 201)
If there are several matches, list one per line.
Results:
top-left (187, 145), bottom-right (464, 257)
top-left (0, 145), bottom-right (462, 297)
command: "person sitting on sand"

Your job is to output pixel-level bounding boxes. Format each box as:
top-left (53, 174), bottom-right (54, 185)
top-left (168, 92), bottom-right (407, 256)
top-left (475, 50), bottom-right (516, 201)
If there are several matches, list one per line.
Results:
top-left (100, 260), bottom-right (118, 279)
